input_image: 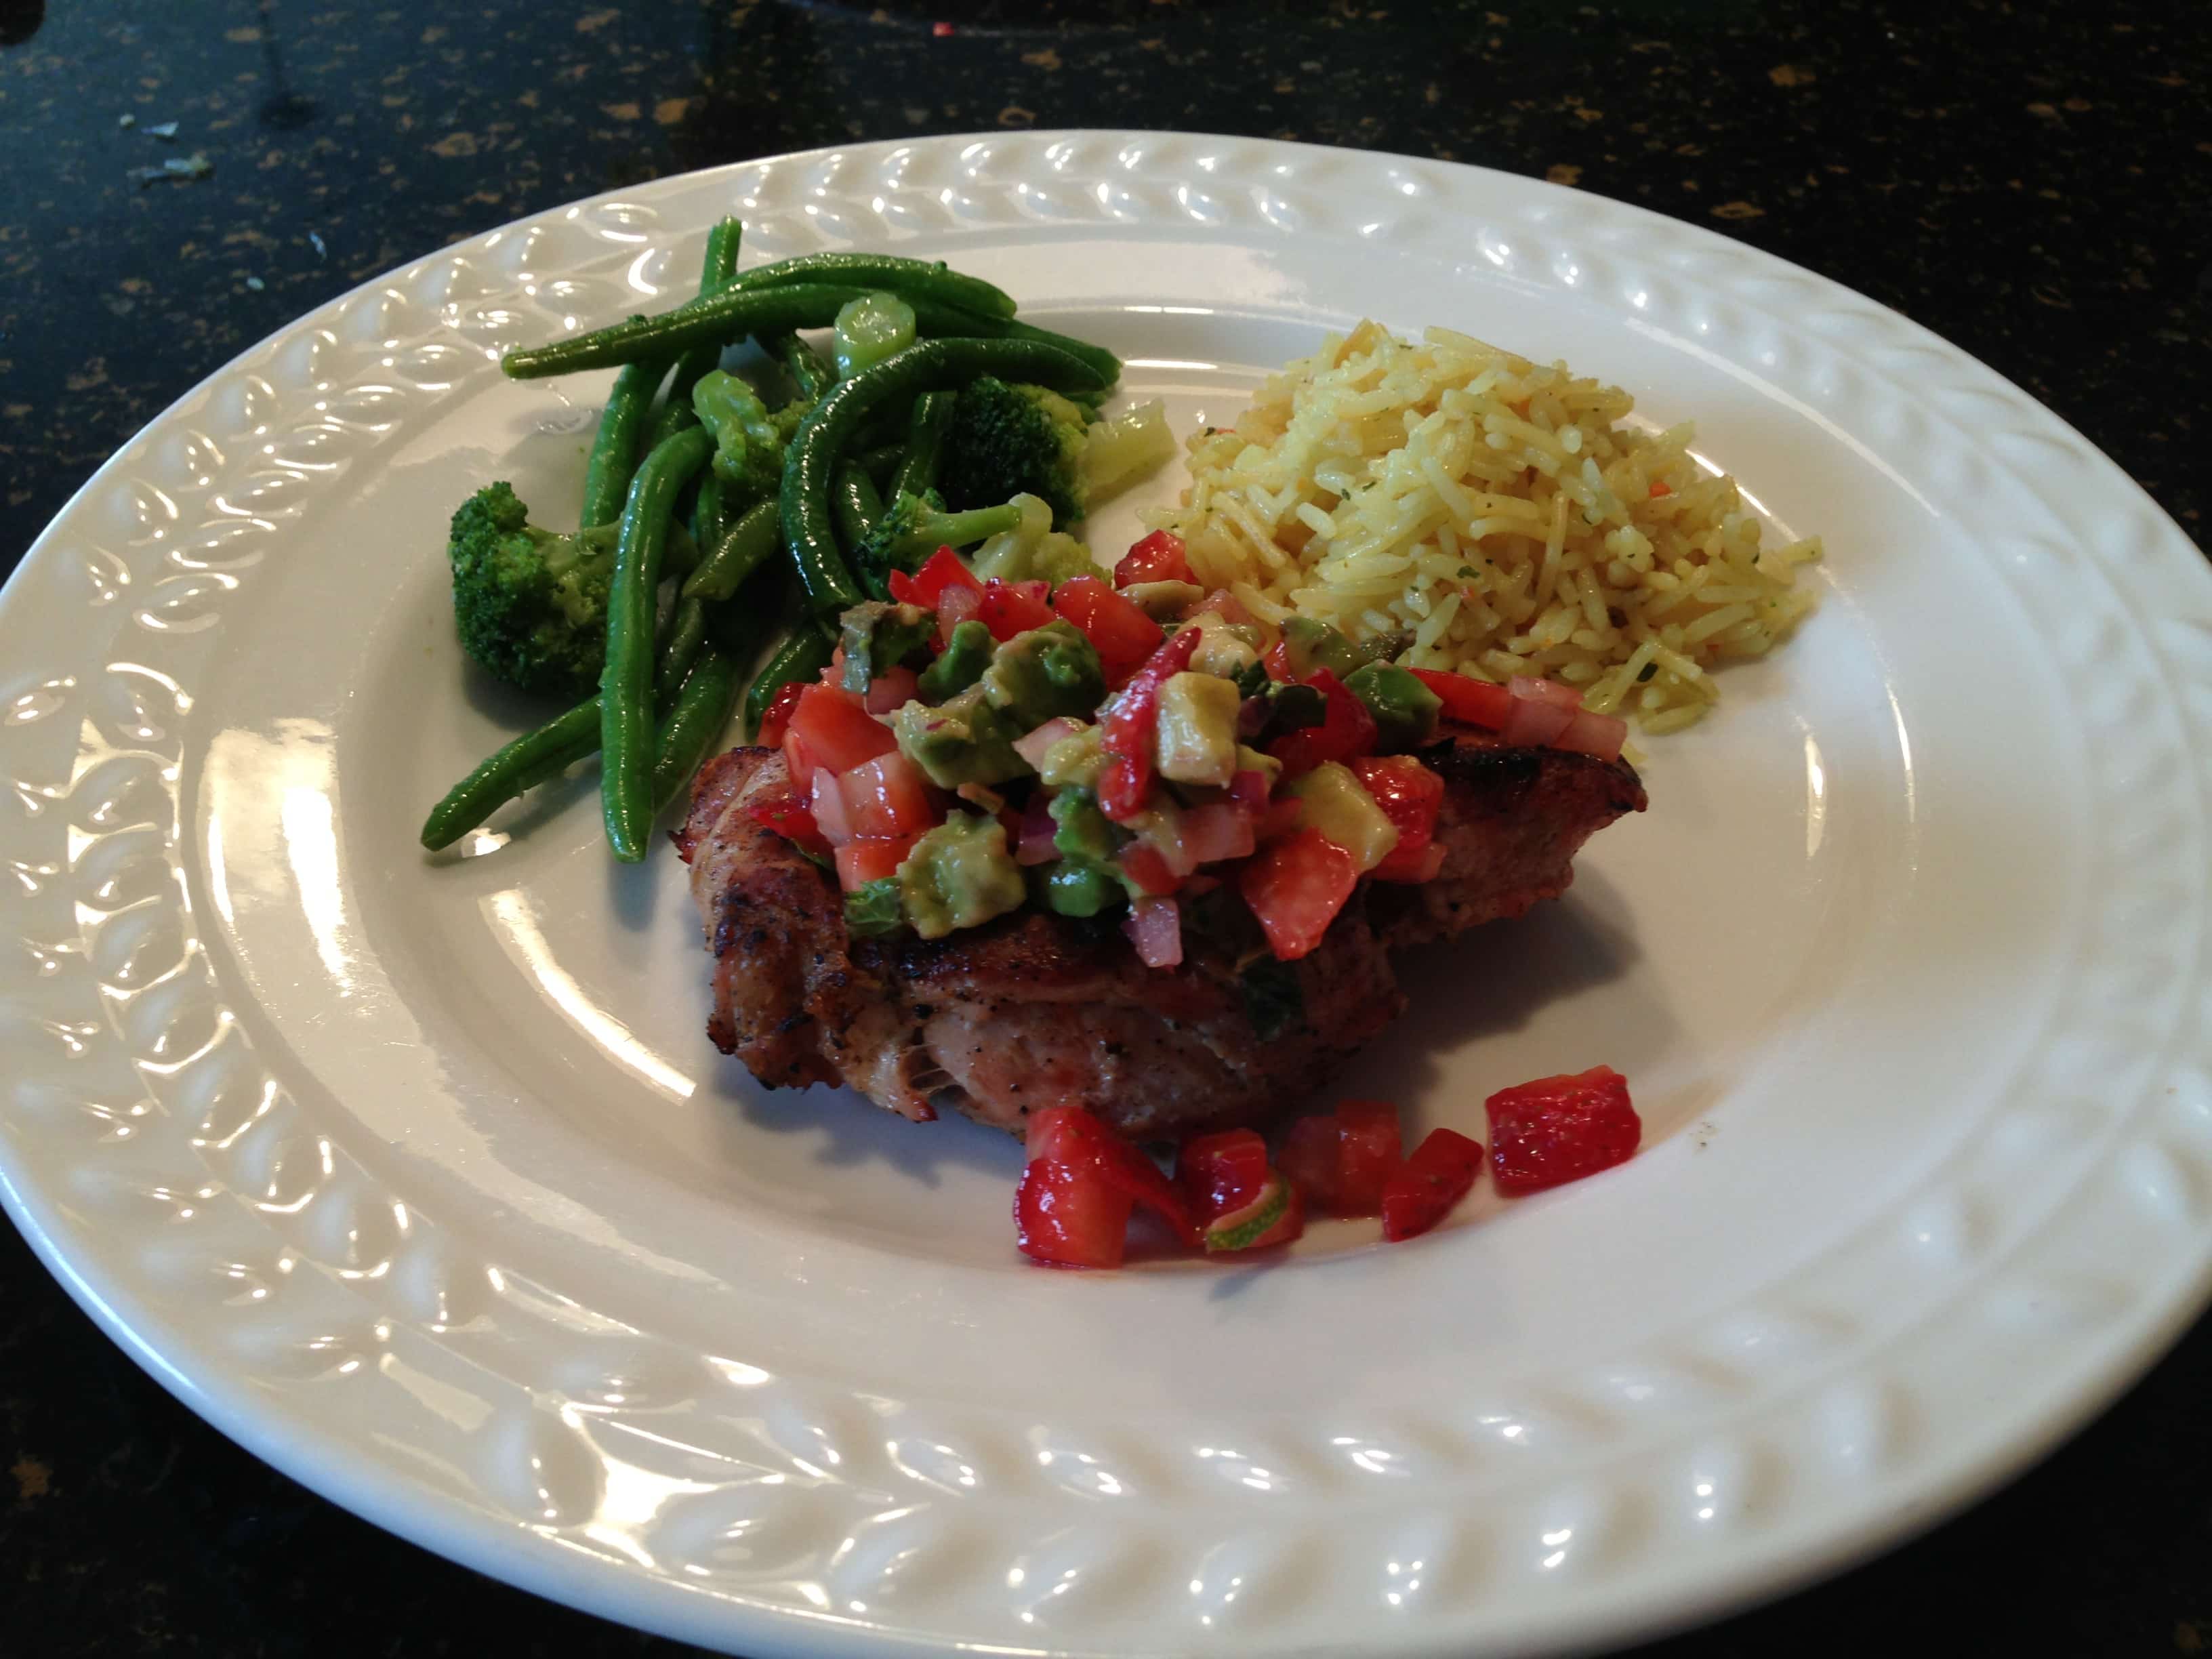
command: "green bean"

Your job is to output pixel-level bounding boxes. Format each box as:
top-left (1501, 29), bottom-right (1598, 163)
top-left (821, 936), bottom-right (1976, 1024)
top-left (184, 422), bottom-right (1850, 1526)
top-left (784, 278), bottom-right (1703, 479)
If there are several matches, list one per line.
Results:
top-left (683, 497), bottom-right (780, 600)
top-left (651, 647), bottom-right (747, 814)
top-left (773, 331), bottom-right (834, 405)
top-left (655, 596), bottom-right (710, 703)
top-left (855, 443), bottom-right (905, 491)
top-left (419, 701), bottom-right (602, 852)
top-left (601, 425), bottom-right (715, 861)
top-left (652, 581), bottom-right (785, 813)
top-left (504, 284), bottom-right (874, 380)
top-left (419, 602), bottom-right (712, 853)
top-left (779, 337), bottom-right (1108, 616)
top-left (644, 396), bottom-right (700, 451)
top-left (907, 304), bottom-right (1123, 387)
top-left (504, 282), bottom-right (1123, 386)
top-left (579, 333), bottom-right (661, 529)
top-left (731, 251), bottom-right (1016, 320)
top-left (890, 390), bottom-right (954, 501)
top-left (744, 624), bottom-right (835, 739)
top-left (659, 219), bottom-right (750, 431)
top-left (691, 470), bottom-right (727, 554)
top-left (834, 462), bottom-right (884, 550)
top-left (700, 218), bottom-right (745, 292)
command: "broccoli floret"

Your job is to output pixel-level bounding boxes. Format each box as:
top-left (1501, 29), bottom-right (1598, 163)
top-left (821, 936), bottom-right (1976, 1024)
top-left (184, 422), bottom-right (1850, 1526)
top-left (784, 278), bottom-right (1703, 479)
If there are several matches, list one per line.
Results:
top-left (968, 493), bottom-right (1097, 585)
top-left (940, 380), bottom-right (1176, 528)
top-left (691, 369), bottom-right (787, 504)
top-left (851, 487), bottom-right (1026, 598)
top-left (446, 482), bottom-right (619, 700)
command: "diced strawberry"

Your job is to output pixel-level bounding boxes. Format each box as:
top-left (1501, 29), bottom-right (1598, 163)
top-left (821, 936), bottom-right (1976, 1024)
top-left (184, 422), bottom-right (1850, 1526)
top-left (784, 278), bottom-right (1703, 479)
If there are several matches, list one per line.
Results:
top-left (1118, 840), bottom-right (1183, 898)
top-left (745, 796), bottom-right (832, 863)
top-left (1016, 1155), bottom-right (1132, 1269)
top-left (1355, 756), bottom-right (1446, 882)
top-left (1334, 1099), bottom-right (1403, 1216)
top-left (838, 750), bottom-right (937, 840)
top-left (1113, 529), bottom-right (1195, 588)
top-left (1176, 1129), bottom-right (1270, 1223)
top-left (1238, 827), bottom-right (1358, 961)
top-left (756, 680), bottom-right (809, 750)
top-left (907, 546), bottom-right (983, 606)
top-left (1380, 1127), bottom-right (1484, 1242)
top-left (1277, 1115), bottom-right (1343, 1212)
top-left (1485, 1066), bottom-right (1641, 1195)
top-left (1023, 1106), bottom-right (1195, 1254)
top-left (785, 682), bottom-right (897, 776)
top-left (1408, 668), bottom-right (1515, 732)
top-left (1267, 669), bottom-right (1379, 777)
top-left (1052, 575), bottom-right (1165, 681)
top-left (833, 834), bottom-right (918, 892)
top-left (977, 578), bottom-right (1055, 642)
top-left (1097, 627), bottom-right (1203, 821)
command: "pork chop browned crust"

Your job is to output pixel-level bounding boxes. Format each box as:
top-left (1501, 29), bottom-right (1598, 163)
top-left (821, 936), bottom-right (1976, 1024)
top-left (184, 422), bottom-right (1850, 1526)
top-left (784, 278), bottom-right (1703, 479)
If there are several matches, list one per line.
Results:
top-left (678, 734), bottom-right (1642, 1142)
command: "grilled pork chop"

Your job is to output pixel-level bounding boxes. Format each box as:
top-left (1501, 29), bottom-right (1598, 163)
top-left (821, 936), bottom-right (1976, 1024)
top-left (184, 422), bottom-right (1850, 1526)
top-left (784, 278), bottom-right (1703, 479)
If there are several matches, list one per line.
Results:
top-left (677, 735), bottom-right (1644, 1141)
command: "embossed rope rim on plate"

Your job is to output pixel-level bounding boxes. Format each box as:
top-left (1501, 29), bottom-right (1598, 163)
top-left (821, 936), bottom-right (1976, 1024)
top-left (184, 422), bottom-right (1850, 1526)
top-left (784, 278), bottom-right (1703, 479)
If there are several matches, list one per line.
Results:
top-left (1, 131), bottom-right (2210, 1658)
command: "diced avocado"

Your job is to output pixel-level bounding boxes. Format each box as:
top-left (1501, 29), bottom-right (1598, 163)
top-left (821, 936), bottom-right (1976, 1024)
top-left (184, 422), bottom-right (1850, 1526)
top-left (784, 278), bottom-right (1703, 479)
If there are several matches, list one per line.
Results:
top-left (1285, 760), bottom-right (1399, 871)
top-left (1355, 627), bottom-right (1416, 666)
top-left (892, 685), bottom-right (1027, 787)
top-left (1038, 721), bottom-right (1105, 790)
top-left (838, 600), bottom-right (937, 695)
top-left (1120, 579), bottom-right (1205, 620)
top-left (981, 619), bottom-right (1105, 729)
top-left (1343, 661), bottom-right (1442, 752)
top-left (1281, 615), bottom-right (1362, 679)
top-left (843, 875), bottom-right (905, 939)
top-left (918, 618), bottom-right (994, 703)
top-left (1040, 859), bottom-right (1121, 918)
top-left (1049, 786), bottom-right (1120, 866)
top-left (1191, 628), bottom-right (1261, 681)
top-left (898, 811), bottom-right (1026, 940)
top-left (1153, 671), bottom-right (1242, 786)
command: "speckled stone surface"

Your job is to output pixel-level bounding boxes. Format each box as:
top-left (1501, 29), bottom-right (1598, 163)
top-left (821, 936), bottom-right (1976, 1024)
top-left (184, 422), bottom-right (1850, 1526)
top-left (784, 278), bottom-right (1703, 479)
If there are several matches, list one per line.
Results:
top-left (1, 2), bottom-right (2208, 1654)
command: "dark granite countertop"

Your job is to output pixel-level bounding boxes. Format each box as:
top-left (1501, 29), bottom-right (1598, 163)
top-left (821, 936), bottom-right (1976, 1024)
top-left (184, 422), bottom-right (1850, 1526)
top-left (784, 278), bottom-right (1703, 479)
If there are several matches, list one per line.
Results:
top-left (2, 2), bottom-right (2207, 1654)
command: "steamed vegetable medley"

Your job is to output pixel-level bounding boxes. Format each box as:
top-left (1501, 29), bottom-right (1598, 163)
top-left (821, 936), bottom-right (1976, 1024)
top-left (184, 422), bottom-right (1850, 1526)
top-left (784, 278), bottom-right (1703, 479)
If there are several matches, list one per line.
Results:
top-left (419, 218), bottom-right (1172, 862)
top-left (749, 526), bottom-right (1626, 963)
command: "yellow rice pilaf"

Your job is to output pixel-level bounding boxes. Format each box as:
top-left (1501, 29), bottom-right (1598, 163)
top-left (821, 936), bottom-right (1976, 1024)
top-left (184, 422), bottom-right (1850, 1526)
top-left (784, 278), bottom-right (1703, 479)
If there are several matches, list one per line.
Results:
top-left (1140, 321), bottom-right (1822, 731)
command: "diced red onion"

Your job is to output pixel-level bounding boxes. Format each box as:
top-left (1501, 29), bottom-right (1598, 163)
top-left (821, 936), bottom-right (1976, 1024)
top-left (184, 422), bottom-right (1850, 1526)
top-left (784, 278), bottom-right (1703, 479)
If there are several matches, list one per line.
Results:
top-left (1123, 897), bottom-right (1184, 968)
top-left (1236, 695), bottom-right (1271, 739)
top-left (1509, 674), bottom-right (1583, 712)
top-left (1012, 716), bottom-right (1083, 769)
top-left (1501, 695), bottom-right (1576, 746)
top-left (1227, 769), bottom-right (1271, 813)
top-left (1551, 707), bottom-right (1629, 762)
top-left (937, 585), bottom-right (982, 637)
top-left (1181, 588), bottom-right (1254, 628)
top-left (1181, 802), bottom-right (1256, 865)
top-left (863, 665), bottom-right (919, 714)
top-left (1015, 794), bottom-right (1060, 865)
top-left (808, 766), bottom-right (855, 845)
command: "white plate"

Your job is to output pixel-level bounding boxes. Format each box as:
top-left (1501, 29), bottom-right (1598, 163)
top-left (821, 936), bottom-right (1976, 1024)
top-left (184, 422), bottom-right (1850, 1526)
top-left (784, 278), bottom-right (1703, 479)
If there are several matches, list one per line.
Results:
top-left (3, 131), bottom-right (2209, 1658)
